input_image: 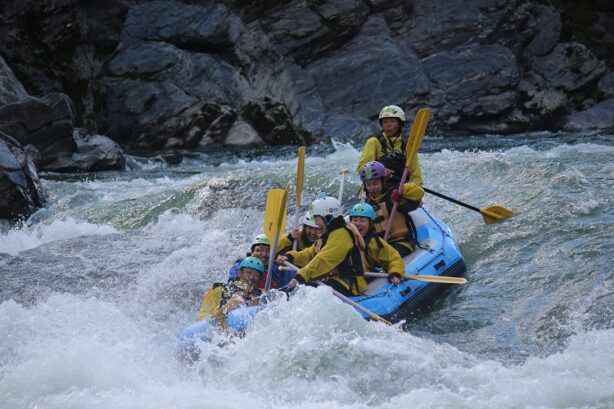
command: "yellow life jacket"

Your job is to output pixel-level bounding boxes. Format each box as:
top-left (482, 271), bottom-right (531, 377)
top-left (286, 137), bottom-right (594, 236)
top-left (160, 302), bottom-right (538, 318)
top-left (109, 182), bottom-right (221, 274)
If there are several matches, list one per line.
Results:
top-left (371, 193), bottom-right (411, 241)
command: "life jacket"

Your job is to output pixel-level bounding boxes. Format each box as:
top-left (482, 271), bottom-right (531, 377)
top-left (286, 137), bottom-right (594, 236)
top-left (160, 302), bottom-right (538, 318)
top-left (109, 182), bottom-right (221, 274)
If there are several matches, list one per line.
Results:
top-left (369, 191), bottom-right (412, 241)
top-left (373, 132), bottom-right (407, 184)
top-left (320, 217), bottom-right (365, 293)
top-left (361, 230), bottom-right (384, 269)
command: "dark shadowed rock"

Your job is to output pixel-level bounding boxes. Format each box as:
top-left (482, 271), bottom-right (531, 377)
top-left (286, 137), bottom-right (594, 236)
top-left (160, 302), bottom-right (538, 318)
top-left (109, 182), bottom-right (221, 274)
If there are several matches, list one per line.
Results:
top-left (96, 0), bottom-right (309, 149)
top-left (0, 93), bottom-right (77, 169)
top-left (531, 43), bottom-right (606, 92)
top-left (305, 15), bottom-right (430, 118)
top-left (44, 130), bottom-right (126, 172)
top-left (422, 44), bottom-right (520, 132)
top-left (563, 99), bottom-right (614, 132)
top-left (240, 98), bottom-right (309, 146)
top-left (597, 71), bottom-right (614, 98)
top-left (0, 57), bottom-right (29, 105)
top-left (524, 4), bottom-right (561, 56)
top-left (0, 132), bottom-right (46, 221)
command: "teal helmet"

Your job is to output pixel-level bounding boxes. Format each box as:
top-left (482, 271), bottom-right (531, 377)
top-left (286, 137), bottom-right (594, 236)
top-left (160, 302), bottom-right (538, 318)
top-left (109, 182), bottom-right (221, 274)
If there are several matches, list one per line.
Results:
top-left (239, 256), bottom-right (265, 274)
top-left (349, 203), bottom-right (376, 221)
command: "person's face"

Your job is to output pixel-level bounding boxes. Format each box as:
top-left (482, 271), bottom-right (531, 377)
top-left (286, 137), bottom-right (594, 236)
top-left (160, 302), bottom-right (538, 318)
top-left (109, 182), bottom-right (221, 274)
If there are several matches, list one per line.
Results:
top-left (251, 245), bottom-right (270, 263)
top-left (303, 225), bottom-right (320, 242)
top-left (239, 267), bottom-right (260, 286)
top-left (350, 216), bottom-right (371, 236)
top-left (365, 179), bottom-right (383, 197)
top-left (313, 216), bottom-right (328, 234)
top-left (381, 117), bottom-right (401, 135)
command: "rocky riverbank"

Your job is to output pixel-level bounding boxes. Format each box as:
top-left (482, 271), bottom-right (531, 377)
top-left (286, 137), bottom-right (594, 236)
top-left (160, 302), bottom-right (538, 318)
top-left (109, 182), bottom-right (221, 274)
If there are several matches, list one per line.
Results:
top-left (0, 0), bottom-right (612, 220)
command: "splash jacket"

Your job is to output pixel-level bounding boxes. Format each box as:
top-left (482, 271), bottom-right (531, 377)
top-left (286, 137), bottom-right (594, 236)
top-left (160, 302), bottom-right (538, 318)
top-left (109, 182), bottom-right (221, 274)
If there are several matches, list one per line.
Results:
top-left (284, 216), bottom-right (366, 296)
top-left (277, 231), bottom-right (315, 254)
top-left (357, 131), bottom-right (423, 186)
top-left (197, 280), bottom-right (261, 324)
top-left (360, 231), bottom-right (405, 281)
top-left (367, 182), bottom-right (423, 255)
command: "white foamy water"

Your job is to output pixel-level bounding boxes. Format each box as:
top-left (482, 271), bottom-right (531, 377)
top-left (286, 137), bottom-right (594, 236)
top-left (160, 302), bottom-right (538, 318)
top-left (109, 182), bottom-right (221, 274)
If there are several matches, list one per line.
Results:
top-left (0, 217), bottom-right (117, 256)
top-left (1, 134), bottom-right (613, 408)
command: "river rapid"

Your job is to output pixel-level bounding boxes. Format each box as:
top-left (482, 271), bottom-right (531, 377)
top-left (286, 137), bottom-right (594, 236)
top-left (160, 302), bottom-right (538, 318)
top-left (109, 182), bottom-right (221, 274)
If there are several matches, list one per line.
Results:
top-left (1, 132), bottom-right (613, 409)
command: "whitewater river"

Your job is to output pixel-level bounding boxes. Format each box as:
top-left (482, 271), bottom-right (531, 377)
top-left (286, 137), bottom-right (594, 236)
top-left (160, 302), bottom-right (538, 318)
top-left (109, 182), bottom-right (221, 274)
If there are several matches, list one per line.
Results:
top-left (1, 132), bottom-right (612, 409)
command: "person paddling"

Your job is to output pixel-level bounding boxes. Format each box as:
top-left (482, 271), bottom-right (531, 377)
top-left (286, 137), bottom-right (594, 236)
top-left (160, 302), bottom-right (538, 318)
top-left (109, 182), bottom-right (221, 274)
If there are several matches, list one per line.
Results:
top-left (197, 256), bottom-right (264, 325)
top-left (228, 234), bottom-right (293, 288)
top-left (277, 212), bottom-right (321, 253)
top-left (276, 196), bottom-right (366, 296)
top-left (356, 105), bottom-right (423, 186)
top-left (348, 203), bottom-right (404, 286)
top-left (361, 161), bottom-right (424, 257)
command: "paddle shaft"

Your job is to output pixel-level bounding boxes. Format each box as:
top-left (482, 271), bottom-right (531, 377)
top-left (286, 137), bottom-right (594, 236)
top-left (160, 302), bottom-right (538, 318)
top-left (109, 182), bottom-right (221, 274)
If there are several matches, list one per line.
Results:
top-left (282, 262), bottom-right (391, 325)
top-left (422, 187), bottom-right (480, 212)
top-left (314, 280), bottom-right (391, 325)
top-left (364, 271), bottom-right (467, 284)
top-left (383, 168), bottom-right (408, 240)
top-left (264, 232), bottom-right (281, 291)
top-left (338, 169), bottom-right (349, 204)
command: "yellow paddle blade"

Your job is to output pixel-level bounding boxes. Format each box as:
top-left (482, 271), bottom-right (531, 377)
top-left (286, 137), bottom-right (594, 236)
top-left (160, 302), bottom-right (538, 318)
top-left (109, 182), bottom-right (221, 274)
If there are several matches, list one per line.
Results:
top-left (403, 274), bottom-right (467, 284)
top-left (405, 108), bottom-right (431, 167)
top-left (263, 188), bottom-right (288, 242)
top-left (295, 146), bottom-right (306, 208)
top-left (480, 205), bottom-right (515, 224)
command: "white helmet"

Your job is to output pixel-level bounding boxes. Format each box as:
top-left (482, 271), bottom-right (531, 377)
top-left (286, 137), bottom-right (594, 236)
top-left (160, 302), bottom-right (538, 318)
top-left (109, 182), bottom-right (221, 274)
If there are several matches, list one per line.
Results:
top-left (309, 196), bottom-right (341, 224)
top-left (378, 105), bottom-right (406, 124)
top-left (300, 212), bottom-right (319, 228)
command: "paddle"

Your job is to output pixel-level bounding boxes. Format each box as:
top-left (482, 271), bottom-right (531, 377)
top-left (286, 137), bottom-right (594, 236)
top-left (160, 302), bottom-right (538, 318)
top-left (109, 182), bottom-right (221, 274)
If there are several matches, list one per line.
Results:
top-left (292, 147), bottom-right (306, 250)
top-left (282, 261), bottom-right (391, 325)
top-left (364, 271), bottom-right (467, 284)
top-left (383, 108), bottom-right (431, 240)
top-left (263, 187), bottom-right (289, 291)
top-left (315, 280), bottom-right (392, 325)
top-left (422, 187), bottom-right (514, 224)
top-left (337, 168), bottom-right (349, 204)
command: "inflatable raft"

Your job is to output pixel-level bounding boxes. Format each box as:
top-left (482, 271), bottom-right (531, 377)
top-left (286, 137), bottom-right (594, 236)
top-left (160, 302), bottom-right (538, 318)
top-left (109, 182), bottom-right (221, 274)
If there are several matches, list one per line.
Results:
top-left (177, 207), bottom-right (465, 348)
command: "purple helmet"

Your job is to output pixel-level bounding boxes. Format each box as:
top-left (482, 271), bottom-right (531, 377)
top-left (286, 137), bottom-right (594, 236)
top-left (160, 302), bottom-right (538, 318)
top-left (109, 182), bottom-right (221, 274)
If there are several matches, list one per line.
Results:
top-left (360, 161), bottom-right (387, 182)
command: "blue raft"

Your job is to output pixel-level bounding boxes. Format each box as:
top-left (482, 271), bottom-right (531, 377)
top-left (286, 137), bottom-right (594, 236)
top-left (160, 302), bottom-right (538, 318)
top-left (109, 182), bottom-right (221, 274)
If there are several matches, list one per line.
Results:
top-left (177, 207), bottom-right (465, 346)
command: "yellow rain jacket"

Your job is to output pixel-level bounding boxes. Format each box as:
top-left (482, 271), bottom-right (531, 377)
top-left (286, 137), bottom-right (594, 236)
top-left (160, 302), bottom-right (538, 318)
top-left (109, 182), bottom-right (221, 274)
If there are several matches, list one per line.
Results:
top-left (357, 132), bottom-right (423, 186)
top-left (284, 217), bottom-right (366, 295)
top-left (277, 231), bottom-right (314, 254)
top-left (361, 232), bottom-right (405, 279)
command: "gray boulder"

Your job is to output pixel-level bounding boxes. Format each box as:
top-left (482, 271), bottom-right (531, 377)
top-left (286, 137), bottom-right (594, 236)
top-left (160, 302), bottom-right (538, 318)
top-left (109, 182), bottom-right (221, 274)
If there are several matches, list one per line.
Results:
top-left (0, 56), bottom-right (29, 106)
top-left (0, 132), bottom-right (46, 221)
top-left (531, 43), bottom-right (606, 93)
top-left (563, 99), bottom-right (614, 132)
top-left (0, 93), bottom-right (77, 169)
top-left (43, 129), bottom-right (126, 172)
top-left (597, 71), bottom-right (614, 98)
top-left (422, 44), bottom-right (521, 133)
top-left (96, 0), bottom-right (310, 149)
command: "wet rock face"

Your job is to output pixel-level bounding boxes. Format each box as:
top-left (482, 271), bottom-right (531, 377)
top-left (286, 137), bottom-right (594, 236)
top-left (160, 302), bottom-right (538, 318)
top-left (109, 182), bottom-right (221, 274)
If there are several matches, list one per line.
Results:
top-left (0, 132), bottom-right (46, 221)
top-left (95, 1), bottom-right (311, 150)
top-left (0, 57), bottom-right (126, 173)
top-left (1, 0), bottom-right (612, 144)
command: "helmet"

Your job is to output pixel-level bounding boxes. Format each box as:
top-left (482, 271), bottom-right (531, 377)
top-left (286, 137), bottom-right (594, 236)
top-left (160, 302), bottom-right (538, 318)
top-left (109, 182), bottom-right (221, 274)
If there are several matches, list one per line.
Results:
top-left (239, 256), bottom-right (265, 274)
top-left (360, 161), bottom-right (387, 182)
top-left (251, 234), bottom-right (270, 251)
top-left (349, 203), bottom-right (376, 221)
top-left (300, 212), bottom-right (319, 228)
top-left (309, 196), bottom-right (341, 225)
top-left (378, 105), bottom-right (405, 124)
